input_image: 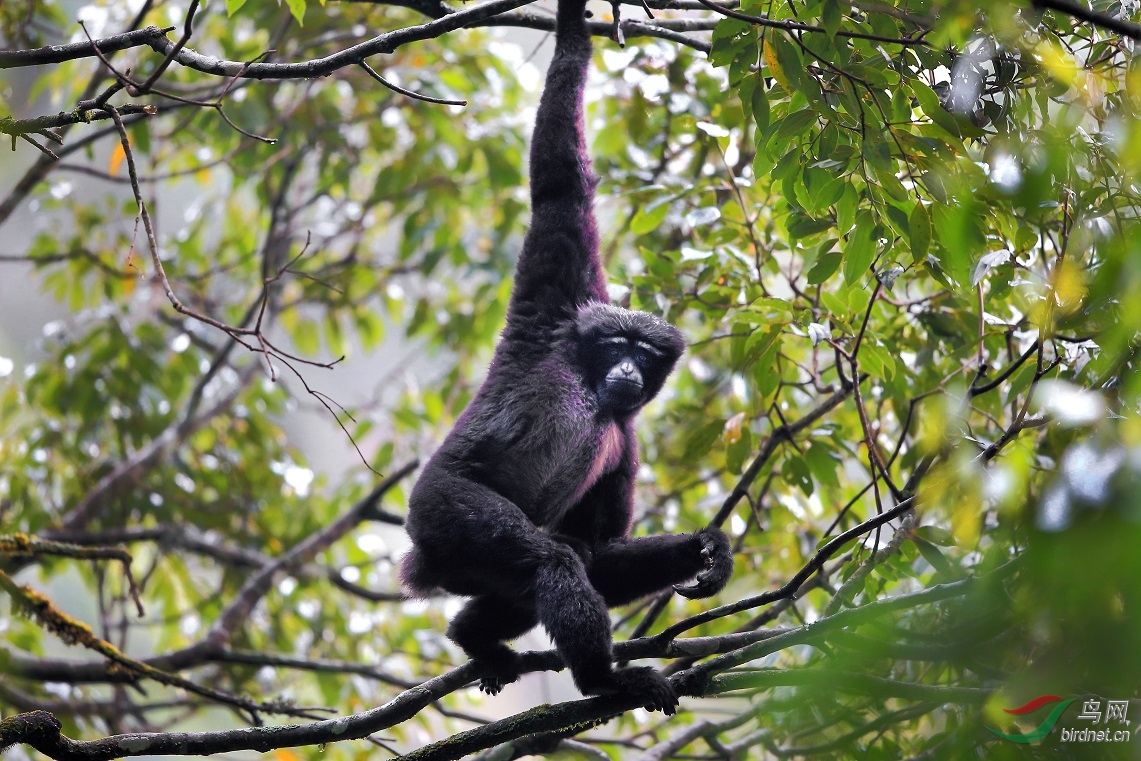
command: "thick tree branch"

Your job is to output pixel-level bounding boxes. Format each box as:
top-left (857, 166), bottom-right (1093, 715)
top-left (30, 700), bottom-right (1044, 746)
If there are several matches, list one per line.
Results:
top-left (0, 27), bottom-right (175, 68)
top-left (0, 535), bottom-right (143, 616)
top-left (150, 0), bottom-right (535, 79)
top-left (1032, 0), bottom-right (1141, 40)
top-left (0, 104), bottom-right (157, 139)
top-left (0, 569), bottom-right (318, 721)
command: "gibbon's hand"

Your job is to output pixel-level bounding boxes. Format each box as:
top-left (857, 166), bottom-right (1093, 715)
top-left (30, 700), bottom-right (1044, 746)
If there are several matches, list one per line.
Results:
top-left (673, 527), bottom-right (733, 599)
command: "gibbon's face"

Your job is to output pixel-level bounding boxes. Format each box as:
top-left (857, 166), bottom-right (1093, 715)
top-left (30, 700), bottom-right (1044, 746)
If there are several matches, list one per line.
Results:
top-left (574, 302), bottom-right (686, 416)
top-left (589, 334), bottom-right (674, 414)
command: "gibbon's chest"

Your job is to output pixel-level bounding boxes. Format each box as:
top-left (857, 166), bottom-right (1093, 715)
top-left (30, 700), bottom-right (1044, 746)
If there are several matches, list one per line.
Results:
top-left (528, 417), bottom-right (626, 526)
top-left (572, 422), bottom-right (624, 502)
top-left (524, 408), bottom-right (625, 527)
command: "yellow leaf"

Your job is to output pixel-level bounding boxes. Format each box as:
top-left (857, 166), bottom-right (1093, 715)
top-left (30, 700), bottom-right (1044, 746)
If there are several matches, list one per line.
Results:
top-left (723, 412), bottom-right (745, 445)
top-left (275, 749), bottom-right (301, 761)
top-left (1035, 40), bottom-right (1077, 89)
top-left (763, 44), bottom-right (789, 94)
top-left (109, 140), bottom-right (127, 176)
top-left (1052, 260), bottom-right (1086, 315)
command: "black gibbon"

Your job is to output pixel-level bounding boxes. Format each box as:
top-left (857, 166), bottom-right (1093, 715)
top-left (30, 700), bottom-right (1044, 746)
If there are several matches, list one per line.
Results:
top-left (401, 0), bottom-right (732, 714)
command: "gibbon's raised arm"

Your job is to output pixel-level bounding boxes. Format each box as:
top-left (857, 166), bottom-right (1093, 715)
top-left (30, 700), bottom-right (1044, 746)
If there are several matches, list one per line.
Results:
top-left (507, 0), bottom-right (608, 332)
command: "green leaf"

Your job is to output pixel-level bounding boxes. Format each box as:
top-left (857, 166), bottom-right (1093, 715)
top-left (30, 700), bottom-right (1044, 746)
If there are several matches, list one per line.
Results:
top-left (913, 525), bottom-right (955, 546)
top-left (710, 19), bottom-right (752, 68)
top-left (805, 442), bottom-right (841, 490)
top-left (773, 109), bottom-right (818, 145)
top-left (842, 210), bottom-right (877, 284)
top-left (807, 250), bottom-right (842, 284)
top-left (684, 420), bottom-right (726, 461)
top-left (225, 0), bottom-right (248, 14)
top-left (783, 455), bottom-right (814, 496)
top-left (914, 538), bottom-right (958, 579)
top-left (912, 80), bottom-right (960, 138)
top-left (835, 184), bottom-right (857, 234)
top-left (726, 426), bottom-right (753, 475)
top-left (284, 0), bottom-right (306, 24)
top-left (859, 340), bottom-right (897, 380)
top-left (751, 78), bottom-right (770, 132)
top-left (821, 0), bottom-right (842, 38)
top-left (909, 202), bottom-right (931, 263)
top-left (931, 201), bottom-right (984, 286)
top-left (788, 214), bottom-right (833, 240)
top-left (630, 201), bottom-right (670, 235)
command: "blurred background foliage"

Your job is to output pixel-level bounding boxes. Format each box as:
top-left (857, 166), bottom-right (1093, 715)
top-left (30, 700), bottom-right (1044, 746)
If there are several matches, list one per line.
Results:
top-left (1, 0), bottom-right (1140, 758)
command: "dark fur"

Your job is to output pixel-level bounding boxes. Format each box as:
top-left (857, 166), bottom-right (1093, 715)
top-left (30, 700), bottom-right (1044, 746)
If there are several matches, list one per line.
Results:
top-left (402, 0), bottom-right (732, 714)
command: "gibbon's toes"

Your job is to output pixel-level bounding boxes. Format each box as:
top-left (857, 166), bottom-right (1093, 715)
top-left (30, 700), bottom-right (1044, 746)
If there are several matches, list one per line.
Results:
top-left (475, 654), bottom-right (521, 696)
top-left (479, 677), bottom-right (505, 695)
top-left (613, 666), bottom-right (678, 716)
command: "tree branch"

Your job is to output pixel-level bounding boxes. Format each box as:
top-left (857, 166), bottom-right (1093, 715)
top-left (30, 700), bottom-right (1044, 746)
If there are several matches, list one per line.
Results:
top-left (0, 27), bottom-right (175, 68)
top-left (1032, 0), bottom-right (1141, 40)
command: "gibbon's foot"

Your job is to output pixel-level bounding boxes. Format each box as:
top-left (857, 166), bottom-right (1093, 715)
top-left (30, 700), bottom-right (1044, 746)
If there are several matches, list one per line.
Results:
top-left (581, 666), bottom-right (678, 714)
top-left (610, 666), bottom-right (678, 715)
top-left (673, 527), bottom-right (733, 599)
top-left (474, 650), bottom-right (523, 695)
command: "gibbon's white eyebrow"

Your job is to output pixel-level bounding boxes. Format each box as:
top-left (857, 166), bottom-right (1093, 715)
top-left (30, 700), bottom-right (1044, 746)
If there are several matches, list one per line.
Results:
top-left (636, 341), bottom-right (664, 355)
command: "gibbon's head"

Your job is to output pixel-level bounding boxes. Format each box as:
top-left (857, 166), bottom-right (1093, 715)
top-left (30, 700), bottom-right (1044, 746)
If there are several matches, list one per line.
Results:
top-left (574, 302), bottom-right (686, 415)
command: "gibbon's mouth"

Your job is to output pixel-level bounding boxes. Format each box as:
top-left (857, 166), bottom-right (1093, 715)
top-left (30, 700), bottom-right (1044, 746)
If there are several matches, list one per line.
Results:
top-left (609, 377), bottom-right (643, 391)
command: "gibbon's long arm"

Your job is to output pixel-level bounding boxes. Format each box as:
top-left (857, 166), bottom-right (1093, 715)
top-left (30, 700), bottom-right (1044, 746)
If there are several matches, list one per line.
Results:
top-left (506, 0), bottom-right (608, 334)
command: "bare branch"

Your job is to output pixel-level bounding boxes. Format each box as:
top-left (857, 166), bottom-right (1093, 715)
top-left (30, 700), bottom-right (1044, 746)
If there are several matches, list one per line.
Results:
top-left (0, 536), bottom-right (144, 617)
top-left (0, 26), bottom-right (175, 68)
top-left (359, 61), bottom-right (467, 105)
top-left (0, 104), bottom-right (157, 140)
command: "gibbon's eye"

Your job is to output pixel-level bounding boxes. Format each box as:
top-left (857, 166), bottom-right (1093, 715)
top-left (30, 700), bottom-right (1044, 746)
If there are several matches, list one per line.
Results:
top-left (599, 339), bottom-right (627, 362)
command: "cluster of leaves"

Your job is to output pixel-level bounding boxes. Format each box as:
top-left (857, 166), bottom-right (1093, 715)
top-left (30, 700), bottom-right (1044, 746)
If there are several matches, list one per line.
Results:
top-left (2, 0), bottom-right (1141, 759)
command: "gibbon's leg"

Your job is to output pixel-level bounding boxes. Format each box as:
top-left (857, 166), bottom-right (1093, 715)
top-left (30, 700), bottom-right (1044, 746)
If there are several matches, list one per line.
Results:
top-left (412, 478), bottom-right (676, 711)
top-left (443, 531), bottom-right (673, 709)
top-left (448, 595), bottom-right (538, 694)
top-left (588, 529), bottom-right (733, 607)
top-left (533, 544), bottom-right (677, 713)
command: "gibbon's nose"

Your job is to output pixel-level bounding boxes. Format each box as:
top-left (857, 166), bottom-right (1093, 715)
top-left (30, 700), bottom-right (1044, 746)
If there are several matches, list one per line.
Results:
top-left (618, 361), bottom-right (636, 376)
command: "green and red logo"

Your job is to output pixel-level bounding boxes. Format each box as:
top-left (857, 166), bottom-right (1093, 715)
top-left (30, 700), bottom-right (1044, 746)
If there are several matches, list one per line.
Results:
top-left (988, 695), bottom-right (1076, 743)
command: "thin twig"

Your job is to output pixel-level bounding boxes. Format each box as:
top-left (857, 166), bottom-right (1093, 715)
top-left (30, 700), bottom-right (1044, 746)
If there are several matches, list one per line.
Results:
top-left (359, 61), bottom-right (466, 106)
